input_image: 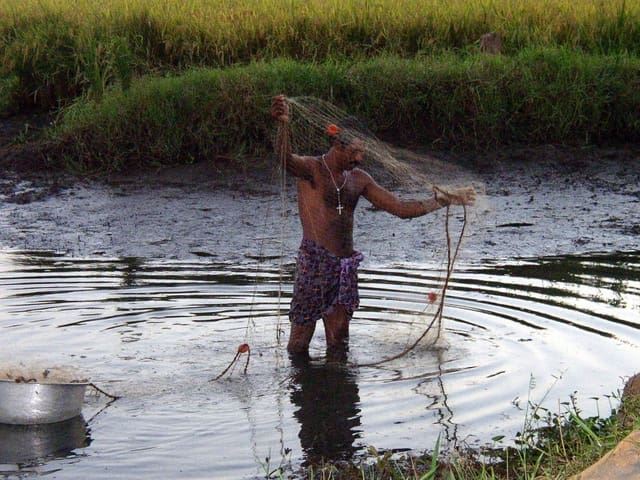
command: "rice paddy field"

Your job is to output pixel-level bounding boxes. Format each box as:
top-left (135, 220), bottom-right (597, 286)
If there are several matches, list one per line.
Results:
top-left (1, 0), bottom-right (639, 169)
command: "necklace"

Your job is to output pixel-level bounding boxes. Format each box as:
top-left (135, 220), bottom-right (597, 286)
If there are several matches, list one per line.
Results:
top-left (322, 154), bottom-right (349, 215)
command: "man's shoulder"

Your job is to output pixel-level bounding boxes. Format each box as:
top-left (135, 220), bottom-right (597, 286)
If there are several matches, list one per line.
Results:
top-left (348, 168), bottom-right (375, 195)
top-left (291, 155), bottom-right (320, 183)
top-left (296, 154), bottom-right (320, 162)
top-left (293, 154), bottom-right (321, 169)
top-left (352, 167), bottom-right (374, 183)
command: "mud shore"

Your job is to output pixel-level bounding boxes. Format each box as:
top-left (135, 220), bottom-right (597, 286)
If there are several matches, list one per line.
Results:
top-left (0, 114), bottom-right (639, 264)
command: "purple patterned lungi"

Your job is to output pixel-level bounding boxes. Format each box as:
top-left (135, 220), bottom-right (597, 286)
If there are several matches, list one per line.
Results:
top-left (289, 239), bottom-right (364, 326)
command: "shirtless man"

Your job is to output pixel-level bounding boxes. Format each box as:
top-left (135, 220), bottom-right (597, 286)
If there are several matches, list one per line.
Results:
top-left (271, 95), bottom-right (475, 357)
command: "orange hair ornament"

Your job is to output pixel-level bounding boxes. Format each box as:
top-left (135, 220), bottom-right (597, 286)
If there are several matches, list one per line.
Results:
top-left (326, 124), bottom-right (341, 136)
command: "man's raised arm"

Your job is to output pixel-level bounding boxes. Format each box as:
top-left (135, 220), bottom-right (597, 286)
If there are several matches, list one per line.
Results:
top-left (271, 95), bottom-right (311, 179)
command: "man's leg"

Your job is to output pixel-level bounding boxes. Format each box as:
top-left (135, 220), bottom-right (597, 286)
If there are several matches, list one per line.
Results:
top-left (323, 305), bottom-right (350, 360)
top-left (287, 322), bottom-right (316, 354)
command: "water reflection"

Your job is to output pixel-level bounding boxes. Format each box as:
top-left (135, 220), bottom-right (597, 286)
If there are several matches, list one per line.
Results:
top-left (412, 348), bottom-right (457, 445)
top-left (473, 251), bottom-right (639, 301)
top-left (289, 356), bottom-right (361, 465)
top-left (121, 256), bottom-right (145, 287)
top-left (451, 251), bottom-right (640, 336)
top-left (0, 415), bottom-right (91, 465)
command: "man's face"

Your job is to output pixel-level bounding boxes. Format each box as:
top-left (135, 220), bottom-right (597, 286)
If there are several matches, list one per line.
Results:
top-left (339, 139), bottom-right (365, 170)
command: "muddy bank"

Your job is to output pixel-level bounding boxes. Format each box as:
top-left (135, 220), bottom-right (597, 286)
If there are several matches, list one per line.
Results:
top-left (1, 141), bottom-right (639, 264)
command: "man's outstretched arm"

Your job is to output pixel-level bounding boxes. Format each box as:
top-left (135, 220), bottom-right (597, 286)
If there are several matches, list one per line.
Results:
top-left (363, 173), bottom-right (476, 219)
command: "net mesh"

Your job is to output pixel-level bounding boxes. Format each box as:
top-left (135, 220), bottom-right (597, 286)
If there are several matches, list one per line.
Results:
top-left (285, 96), bottom-right (483, 194)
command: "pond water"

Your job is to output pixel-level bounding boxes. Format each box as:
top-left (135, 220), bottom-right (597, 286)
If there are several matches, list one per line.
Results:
top-left (0, 249), bottom-right (638, 479)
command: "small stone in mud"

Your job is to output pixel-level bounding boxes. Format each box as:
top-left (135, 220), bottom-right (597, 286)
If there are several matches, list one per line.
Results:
top-left (6, 190), bottom-right (36, 204)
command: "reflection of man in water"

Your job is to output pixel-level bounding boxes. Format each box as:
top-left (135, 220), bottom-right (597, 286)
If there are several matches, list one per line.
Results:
top-left (289, 357), bottom-right (361, 464)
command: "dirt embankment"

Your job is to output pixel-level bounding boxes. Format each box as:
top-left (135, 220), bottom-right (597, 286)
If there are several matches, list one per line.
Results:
top-left (0, 113), bottom-right (66, 203)
top-left (1, 114), bottom-right (639, 262)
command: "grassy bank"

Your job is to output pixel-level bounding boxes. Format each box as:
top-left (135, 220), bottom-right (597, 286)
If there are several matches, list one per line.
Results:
top-left (46, 50), bottom-right (640, 173)
top-left (1, 0), bottom-right (639, 172)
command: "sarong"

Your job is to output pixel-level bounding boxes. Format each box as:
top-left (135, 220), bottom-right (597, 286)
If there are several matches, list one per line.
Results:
top-left (289, 239), bottom-right (364, 326)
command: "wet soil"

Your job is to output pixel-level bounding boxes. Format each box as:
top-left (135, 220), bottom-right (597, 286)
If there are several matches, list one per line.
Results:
top-left (1, 115), bottom-right (639, 263)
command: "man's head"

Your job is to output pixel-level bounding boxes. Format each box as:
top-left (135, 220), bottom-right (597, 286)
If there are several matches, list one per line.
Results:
top-left (334, 137), bottom-right (366, 170)
top-left (327, 116), bottom-right (370, 170)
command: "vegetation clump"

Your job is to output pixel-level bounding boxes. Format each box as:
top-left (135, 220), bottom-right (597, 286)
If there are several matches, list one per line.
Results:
top-left (36, 51), bottom-right (639, 173)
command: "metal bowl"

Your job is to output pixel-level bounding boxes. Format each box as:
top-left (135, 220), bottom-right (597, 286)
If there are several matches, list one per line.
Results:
top-left (0, 379), bottom-right (88, 425)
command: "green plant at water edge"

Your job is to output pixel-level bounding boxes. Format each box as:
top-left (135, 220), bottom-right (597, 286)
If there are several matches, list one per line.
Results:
top-left (456, 391), bottom-right (630, 479)
top-left (263, 383), bottom-right (639, 479)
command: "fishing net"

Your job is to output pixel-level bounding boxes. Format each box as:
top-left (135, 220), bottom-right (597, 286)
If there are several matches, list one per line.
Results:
top-left (273, 96), bottom-right (486, 364)
top-left (214, 95), bottom-right (486, 378)
top-left (283, 96), bottom-right (482, 193)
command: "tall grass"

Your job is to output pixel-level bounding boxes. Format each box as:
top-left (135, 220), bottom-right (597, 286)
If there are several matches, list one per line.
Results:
top-left (46, 49), bottom-right (640, 173)
top-left (1, 0), bottom-right (639, 109)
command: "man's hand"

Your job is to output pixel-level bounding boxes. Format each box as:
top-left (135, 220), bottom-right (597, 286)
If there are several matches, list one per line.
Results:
top-left (434, 186), bottom-right (476, 207)
top-left (271, 94), bottom-right (289, 122)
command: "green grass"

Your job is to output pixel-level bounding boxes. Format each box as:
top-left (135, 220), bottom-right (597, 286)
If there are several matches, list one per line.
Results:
top-left (43, 50), bottom-right (640, 173)
top-left (283, 388), bottom-right (639, 480)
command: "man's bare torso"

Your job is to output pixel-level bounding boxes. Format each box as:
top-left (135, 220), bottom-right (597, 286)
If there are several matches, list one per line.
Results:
top-left (296, 157), bottom-right (366, 257)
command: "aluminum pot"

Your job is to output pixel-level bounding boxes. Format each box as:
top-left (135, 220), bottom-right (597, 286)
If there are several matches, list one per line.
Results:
top-left (0, 379), bottom-right (88, 425)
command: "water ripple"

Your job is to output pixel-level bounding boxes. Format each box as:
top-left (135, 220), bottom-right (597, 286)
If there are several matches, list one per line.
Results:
top-left (0, 250), bottom-right (638, 478)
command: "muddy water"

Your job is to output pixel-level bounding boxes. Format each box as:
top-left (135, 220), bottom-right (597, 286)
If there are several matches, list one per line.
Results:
top-left (0, 250), bottom-right (638, 479)
top-left (0, 156), bottom-right (639, 478)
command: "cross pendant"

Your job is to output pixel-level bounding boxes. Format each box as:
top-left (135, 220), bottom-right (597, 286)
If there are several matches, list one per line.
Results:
top-left (336, 203), bottom-right (344, 215)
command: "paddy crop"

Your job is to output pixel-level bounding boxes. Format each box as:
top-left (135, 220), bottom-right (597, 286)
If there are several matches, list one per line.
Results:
top-left (1, 0), bottom-right (639, 109)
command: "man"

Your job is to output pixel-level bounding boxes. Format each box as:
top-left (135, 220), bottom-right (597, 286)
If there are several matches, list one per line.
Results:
top-left (271, 94), bottom-right (475, 357)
